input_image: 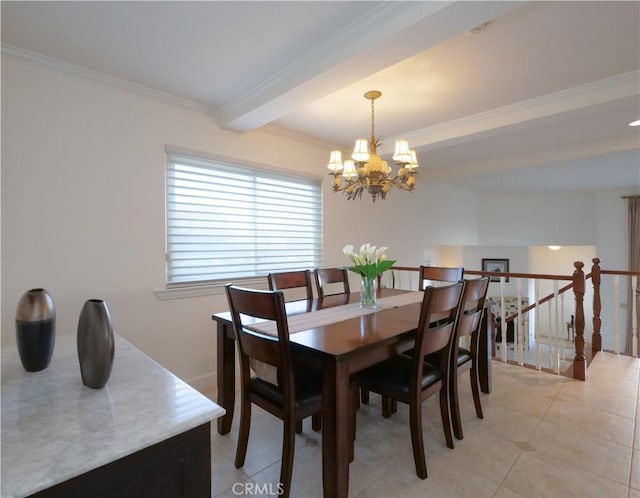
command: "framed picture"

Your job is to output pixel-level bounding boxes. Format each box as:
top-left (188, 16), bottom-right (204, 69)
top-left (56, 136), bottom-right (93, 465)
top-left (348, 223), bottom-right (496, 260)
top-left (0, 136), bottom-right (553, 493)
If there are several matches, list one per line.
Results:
top-left (482, 258), bottom-right (510, 282)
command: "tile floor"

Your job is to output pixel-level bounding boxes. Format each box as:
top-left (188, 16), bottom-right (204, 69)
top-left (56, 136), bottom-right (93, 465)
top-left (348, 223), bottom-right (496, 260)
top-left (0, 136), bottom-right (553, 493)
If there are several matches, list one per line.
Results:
top-left (208, 352), bottom-right (639, 497)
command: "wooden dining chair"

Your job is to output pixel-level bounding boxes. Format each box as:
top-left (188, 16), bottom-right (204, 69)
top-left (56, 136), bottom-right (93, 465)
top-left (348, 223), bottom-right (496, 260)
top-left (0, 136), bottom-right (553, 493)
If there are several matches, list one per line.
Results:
top-left (371, 265), bottom-right (464, 411)
top-left (225, 284), bottom-right (323, 498)
top-left (314, 268), bottom-right (350, 298)
top-left (449, 276), bottom-right (490, 441)
top-left (353, 282), bottom-right (464, 479)
top-left (419, 265), bottom-right (464, 288)
top-left (268, 270), bottom-right (314, 301)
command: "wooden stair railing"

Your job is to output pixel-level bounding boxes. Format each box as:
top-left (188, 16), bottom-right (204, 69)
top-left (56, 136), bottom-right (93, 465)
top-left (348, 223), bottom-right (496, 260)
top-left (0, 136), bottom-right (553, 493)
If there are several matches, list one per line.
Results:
top-left (381, 261), bottom-right (639, 381)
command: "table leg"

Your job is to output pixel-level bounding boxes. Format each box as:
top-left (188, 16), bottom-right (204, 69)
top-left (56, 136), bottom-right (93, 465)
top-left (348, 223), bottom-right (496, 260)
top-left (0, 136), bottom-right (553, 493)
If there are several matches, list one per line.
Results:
top-left (322, 360), bottom-right (350, 498)
top-left (217, 321), bottom-right (235, 434)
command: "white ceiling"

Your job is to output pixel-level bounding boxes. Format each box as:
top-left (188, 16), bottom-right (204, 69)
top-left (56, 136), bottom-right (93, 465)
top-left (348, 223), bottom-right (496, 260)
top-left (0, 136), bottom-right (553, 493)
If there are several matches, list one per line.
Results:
top-left (2, 1), bottom-right (639, 192)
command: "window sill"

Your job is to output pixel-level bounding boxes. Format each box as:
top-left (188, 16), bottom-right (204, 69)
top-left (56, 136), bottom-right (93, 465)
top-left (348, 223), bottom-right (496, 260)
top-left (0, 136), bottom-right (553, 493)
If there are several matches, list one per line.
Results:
top-left (154, 278), bottom-right (268, 301)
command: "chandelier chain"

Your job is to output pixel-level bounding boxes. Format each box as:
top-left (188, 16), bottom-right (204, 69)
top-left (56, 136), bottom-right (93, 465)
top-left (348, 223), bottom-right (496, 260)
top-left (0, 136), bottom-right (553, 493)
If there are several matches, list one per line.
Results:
top-left (370, 97), bottom-right (376, 154)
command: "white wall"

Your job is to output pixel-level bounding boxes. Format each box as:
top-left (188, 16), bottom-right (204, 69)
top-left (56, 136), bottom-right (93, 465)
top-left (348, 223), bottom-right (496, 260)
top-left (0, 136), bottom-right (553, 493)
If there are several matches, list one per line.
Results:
top-left (0, 54), bottom-right (480, 390)
top-left (478, 191), bottom-right (596, 246)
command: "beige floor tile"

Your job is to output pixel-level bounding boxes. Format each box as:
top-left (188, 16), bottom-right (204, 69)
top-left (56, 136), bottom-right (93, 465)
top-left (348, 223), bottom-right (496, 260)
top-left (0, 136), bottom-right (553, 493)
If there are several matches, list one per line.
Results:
top-left (557, 382), bottom-right (637, 419)
top-left (630, 486), bottom-right (640, 498)
top-left (249, 445), bottom-right (324, 498)
top-left (528, 419), bottom-right (633, 485)
top-left (355, 449), bottom-right (501, 498)
top-left (502, 450), bottom-right (628, 498)
top-left (543, 399), bottom-right (635, 447)
top-left (439, 426), bottom-right (522, 482)
top-left (480, 383), bottom-right (554, 419)
top-left (210, 444), bottom-right (253, 496)
top-left (631, 450), bottom-right (640, 491)
top-left (493, 485), bottom-right (528, 498)
top-left (468, 401), bottom-right (542, 443)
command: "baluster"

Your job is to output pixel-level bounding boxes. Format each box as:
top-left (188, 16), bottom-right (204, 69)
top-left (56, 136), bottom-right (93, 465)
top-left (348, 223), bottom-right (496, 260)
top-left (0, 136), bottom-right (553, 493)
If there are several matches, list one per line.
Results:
top-left (535, 279), bottom-right (541, 370)
top-left (500, 276), bottom-right (507, 362)
top-left (572, 261), bottom-right (586, 381)
top-left (553, 280), bottom-right (560, 374)
top-left (591, 258), bottom-right (602, 354)
top-left (614, 275), bottom-right (620, 354)
top-left (516, 278), bottom-right (523, 365)
top-left (547, 299), bottom-right (552, 370)
top-left (560, 291), bottom-right (566, 361)
top-left (632, 275), bottom-right (638, 357)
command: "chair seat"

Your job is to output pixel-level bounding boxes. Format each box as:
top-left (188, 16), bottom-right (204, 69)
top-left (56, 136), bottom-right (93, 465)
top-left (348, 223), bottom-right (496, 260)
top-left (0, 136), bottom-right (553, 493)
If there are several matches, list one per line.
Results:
top-left (355, 355), bottom-right (442, 399)
top-left (456, 347), bottom-right (472, 366)
top-left (250, 368), bottom-right (322, 411)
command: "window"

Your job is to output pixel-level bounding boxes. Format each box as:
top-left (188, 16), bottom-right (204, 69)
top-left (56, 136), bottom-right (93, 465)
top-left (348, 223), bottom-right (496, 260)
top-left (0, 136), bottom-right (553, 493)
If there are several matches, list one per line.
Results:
top-left (166, 150), bottom-right (323, 286)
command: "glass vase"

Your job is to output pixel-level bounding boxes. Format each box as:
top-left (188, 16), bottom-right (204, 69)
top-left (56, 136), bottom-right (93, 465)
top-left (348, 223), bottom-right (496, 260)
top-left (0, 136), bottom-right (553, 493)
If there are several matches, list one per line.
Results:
top-left (360, 275), bottom-right (377, 309)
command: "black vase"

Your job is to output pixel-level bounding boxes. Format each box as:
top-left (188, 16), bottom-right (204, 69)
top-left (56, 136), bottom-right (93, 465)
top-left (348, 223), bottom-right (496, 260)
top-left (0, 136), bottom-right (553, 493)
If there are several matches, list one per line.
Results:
top-left (77, 299), bottom-right (115, 389)
top-left (15, 288), bottom-right (56, 372)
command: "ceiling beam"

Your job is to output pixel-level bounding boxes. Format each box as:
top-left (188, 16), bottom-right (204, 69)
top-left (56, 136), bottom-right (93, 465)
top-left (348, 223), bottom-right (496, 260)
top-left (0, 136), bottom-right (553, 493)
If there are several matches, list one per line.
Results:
top-left (389, 71), bottom-right (640, 151)
top-left (216, 1), bottom-right (526, 132)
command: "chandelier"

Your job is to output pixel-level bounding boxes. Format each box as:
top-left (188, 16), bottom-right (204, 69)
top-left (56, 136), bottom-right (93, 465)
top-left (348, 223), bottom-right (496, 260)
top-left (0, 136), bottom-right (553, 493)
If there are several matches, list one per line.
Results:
top-left (327, 90), bottom-right (418, 202)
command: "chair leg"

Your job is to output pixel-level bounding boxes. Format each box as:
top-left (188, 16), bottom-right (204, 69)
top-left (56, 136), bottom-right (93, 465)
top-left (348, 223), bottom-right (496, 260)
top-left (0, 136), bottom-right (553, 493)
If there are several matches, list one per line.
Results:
top-left (312, 413), bottom-right (322, 432)
top-left (381, 395), bottom-right (398, 418)
top-left (295, 420), bottom-right (303, 433)
top-left (450, 371), bottom-right (464, 441)
top-left (381, 395), bottom-right (394, 418)
top-left (280, 419), bottom-right (296, 498)
top-left (470, 365), bottom-right (484, 419)
top-left (234, 394), bottom-right (252, 468)
top-left (360, 388), bottom-right (370, 405)
top-left (409, 399), bottom-right (427, 479)
top-left (439, 387), bottom-right (454, 450)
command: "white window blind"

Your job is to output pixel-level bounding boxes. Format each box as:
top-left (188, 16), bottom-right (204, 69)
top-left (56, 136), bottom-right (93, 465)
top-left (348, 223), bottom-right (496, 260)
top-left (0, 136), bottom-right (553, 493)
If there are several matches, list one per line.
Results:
top-left (166, 152), bottom-right (323, 286)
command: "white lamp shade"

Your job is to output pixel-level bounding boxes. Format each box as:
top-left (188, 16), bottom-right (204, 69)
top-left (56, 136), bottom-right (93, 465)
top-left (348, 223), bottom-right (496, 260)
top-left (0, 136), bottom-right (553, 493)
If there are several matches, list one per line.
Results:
top-left (407, 149), bottom-right (419, 170)
top-left (382, 160), bottom-right (391, 174)
top-left (352, 139), bottom-right (370, 162)
top-left (392, 140), bottom-right (411, 163)
top-left (327, 150), bottom-right (343, 171)
top-left (342, 160), bottom-right (358, 178)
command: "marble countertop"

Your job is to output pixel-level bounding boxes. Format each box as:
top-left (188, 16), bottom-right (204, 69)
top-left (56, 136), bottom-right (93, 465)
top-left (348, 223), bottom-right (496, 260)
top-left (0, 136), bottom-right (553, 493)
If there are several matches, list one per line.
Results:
top-left (1, 333), bottom-right (224, 498)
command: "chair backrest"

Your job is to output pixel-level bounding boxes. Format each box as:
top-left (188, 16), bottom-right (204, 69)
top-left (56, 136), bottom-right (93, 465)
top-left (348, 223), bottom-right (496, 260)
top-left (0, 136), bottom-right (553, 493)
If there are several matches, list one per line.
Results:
top-left (268, 270), bottom-right (313, 301)
top-left (412, 282), bottom-right (464, 379)
top-left (419, 265), bottom-right (464, 289)
top-left (456, 277), bottom-right (490, 340)
top-left (314, 268), bottom-right (351, 298)
top-left (225, 284), bottom-right (294, 393)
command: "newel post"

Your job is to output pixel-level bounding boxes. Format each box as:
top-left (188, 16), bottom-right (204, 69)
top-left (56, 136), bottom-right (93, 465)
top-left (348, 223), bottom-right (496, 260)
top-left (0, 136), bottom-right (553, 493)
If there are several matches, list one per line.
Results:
top-left (591, 258), bottom-right (602, 355)
top-left (573, 261), bottom-right (587, 381)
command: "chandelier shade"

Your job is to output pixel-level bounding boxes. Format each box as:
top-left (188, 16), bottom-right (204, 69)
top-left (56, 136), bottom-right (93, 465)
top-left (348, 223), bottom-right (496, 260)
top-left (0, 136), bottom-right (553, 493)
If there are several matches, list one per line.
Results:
top-left (326, 90), bottom-right (418, 202)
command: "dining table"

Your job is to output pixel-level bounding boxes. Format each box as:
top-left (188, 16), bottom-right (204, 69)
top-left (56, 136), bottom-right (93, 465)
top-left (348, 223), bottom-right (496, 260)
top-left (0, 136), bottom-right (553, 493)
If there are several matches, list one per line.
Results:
top-left (212, 288), bottom-right (492, 498)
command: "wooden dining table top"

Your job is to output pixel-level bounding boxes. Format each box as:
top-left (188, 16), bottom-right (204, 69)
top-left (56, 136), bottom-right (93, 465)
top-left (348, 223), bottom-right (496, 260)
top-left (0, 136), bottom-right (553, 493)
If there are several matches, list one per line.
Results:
top-left (213, 288), bottom-right (423, 357)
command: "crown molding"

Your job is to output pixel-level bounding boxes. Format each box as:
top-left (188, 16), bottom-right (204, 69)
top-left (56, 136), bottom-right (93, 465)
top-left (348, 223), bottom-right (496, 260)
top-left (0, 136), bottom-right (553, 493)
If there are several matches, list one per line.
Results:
top-left (393, 70), bottom-right (640, 150)
top-left (2, 43), bottom-right (210, 114)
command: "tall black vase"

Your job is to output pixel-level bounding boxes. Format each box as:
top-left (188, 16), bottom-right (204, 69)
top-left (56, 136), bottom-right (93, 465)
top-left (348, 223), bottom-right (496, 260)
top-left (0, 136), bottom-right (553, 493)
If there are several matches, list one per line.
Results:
top-left (15, 288), bottom-right (56, 372)
top-left (77, 299), bottom-right (115, 389)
